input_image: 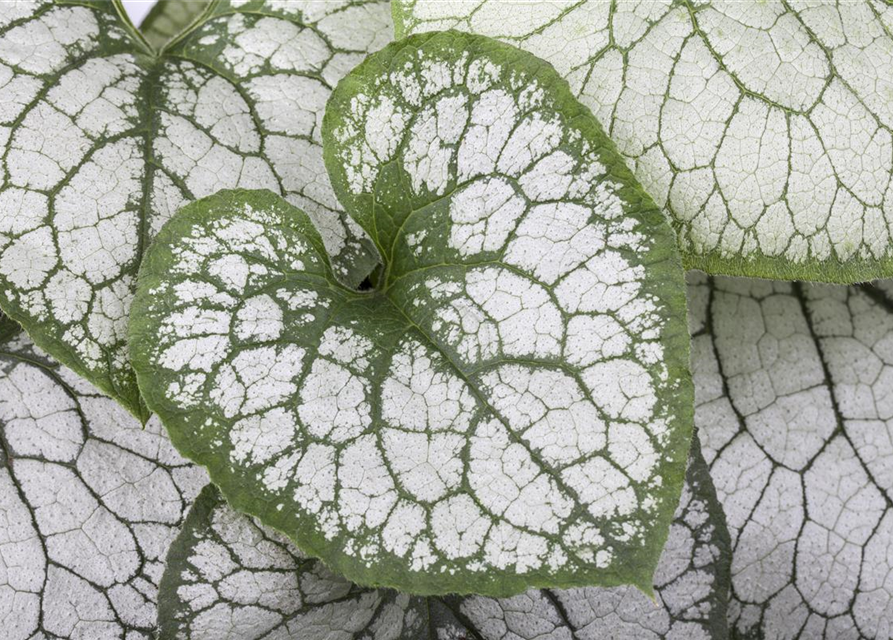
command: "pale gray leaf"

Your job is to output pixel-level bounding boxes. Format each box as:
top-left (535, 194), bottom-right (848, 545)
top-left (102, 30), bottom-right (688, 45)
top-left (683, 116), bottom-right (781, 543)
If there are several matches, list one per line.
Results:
top-left (690, 272), bottom-right (893, 638)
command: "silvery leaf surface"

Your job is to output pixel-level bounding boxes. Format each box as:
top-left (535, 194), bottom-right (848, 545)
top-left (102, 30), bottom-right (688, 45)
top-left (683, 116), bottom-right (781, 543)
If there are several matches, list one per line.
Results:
top-left (396, 0), bottom-right (893, 283)
top-left (690, 272), bottom-right (893, 638)
top-left (157, 437), bottom-right (729, 639)
top-left (129, 31), bottom-right (693, 595)
top-left (0, 330), bottom-right (207, 639)
top-left (0, 0), bottom-right (392, 419)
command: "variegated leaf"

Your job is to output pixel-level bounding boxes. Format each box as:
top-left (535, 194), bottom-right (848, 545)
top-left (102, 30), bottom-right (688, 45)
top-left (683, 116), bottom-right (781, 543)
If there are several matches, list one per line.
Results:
top-left (130, 31), bottom-right (693, 595)
top-left (0, 331), bottom-right (207, 639)
top-left (396, 0), bottom-right (893, 283)
top-left (690, 273), bottom-right (893, 638)
top-left (158, 438), bottom-right (729, 639)
top-left (0, 0), bottom-right (392, 419)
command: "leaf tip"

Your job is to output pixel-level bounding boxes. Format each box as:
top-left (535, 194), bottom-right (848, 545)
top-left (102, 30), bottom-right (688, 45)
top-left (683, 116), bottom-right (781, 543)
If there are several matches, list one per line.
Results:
top-left (125, 394), bottom-right (152, 427)
top-left (635, 577), bottom-right (657, 603)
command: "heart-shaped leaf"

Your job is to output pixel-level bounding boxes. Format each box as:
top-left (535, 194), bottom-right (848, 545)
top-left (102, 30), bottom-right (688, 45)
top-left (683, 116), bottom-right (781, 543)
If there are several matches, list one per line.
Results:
top-left (130, 31), bottom-right (693, 595)
top-left (690, 273), bottom-right (893, 638)
top-left (395, 1), bottom-right (893, 283)
top-left (0, 330), bottom-right (207, 639)
top-left (0, 0), bottom-right (392, 419)
top-left (158, 437), bottom-right (730, 639)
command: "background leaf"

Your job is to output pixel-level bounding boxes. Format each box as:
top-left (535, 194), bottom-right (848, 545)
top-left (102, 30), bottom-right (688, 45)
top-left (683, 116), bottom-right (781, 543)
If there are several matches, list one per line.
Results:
top-left (0, 310), bottom-right (18, 343)
top-left (395, 0), bottom-right (893, 283)
top-left (0, 329), bottom-right (207, 639)
top-left (158, 437), bottom-right (730, 639)
top-left (0, 0), bottom-right (392, 418)
top-left (690, 273), bottom-right (893, 638)
top-left (140, 0), bottom-right (210, 49)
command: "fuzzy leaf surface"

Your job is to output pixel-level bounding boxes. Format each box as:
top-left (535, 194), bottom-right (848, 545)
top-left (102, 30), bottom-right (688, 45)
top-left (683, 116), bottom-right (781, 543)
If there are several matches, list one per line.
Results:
top-left (130, 31), bottom-right (692, 595)
top-left (396, 0), bottom-right (893, 283)
top-left (690, 273), bottom-right (893, 638)
top-left (158, 438), bottom-right (730, 639)
top-left (0, 0), bottom-right (391, 418)
top-left (0, 331), bottom-right (207, 639)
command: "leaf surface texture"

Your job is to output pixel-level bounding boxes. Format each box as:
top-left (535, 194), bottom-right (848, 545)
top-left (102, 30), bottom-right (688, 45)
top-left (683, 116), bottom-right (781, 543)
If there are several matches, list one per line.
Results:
top-left (0, 0), bottom-right (393, 417)
top-left (0, 329), bottom-right (207, 638)
top-left (130, 30), bottom-right (693, 595)
top-left (158, 438), bottom-right (729, 639)
top-left (396, 0), bottom-right (893, 282)
top-left (140, 0), bottom-right (210, 49)
top-left (690, 273), bottom-right (893, 638)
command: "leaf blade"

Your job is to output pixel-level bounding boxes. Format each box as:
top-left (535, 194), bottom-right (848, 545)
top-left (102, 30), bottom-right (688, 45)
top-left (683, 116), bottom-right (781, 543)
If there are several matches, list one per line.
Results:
top-left (139, 0), bottom-right (211, 50)
top-left (0, 332), bottom-right (207, 638)
top-left (0, 0), bottom-right (393, 417)
top-left (132, 30), bottom-right (693, 595)
top-left (158, 437), bottom-right (730, 638)
top-left (395, 0), bottom-right (893, 283)
top-left (690, 273), bottom-right (893, 638)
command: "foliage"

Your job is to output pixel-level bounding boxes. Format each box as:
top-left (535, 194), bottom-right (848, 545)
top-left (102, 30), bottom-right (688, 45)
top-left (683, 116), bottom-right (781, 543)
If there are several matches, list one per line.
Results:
top-left (0, 0), bottom-right (392, 419)
top-left (139, 0), bottom-right (210, 49)
top-left (130, 29), bottom-right (693, 596)
top-left (395, 0), bottom-right (893, 283)
top-left (690, 273), bottom-right (893, 638)
top-left (0, 0), bottom-right (891, 637)
top-left (0, 328), bottom-right (207, 638)
top-left (157, 437), bottom-right (729, 639)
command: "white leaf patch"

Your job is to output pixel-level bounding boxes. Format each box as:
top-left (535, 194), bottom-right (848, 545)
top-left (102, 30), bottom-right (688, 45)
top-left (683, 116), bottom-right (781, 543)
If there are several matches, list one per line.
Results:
top-left (396, 0), bottom-right (893, 283)
top-left (131, 31), bottom-right (692, 596)
top-left (159, 438), bottom-right (730, 639)
top-left (0, 331), bottom-right (207, 639)
top-left (691, 273), bottom-right (893, 638)
top-left (0, 0), bottom-right (392, 418)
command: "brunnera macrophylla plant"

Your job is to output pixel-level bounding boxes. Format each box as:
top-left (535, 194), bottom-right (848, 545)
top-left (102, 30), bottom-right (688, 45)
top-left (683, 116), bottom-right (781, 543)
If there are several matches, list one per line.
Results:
top-left (690, 273), bottom-right (893, 640)
top-left (128, 32), bottom-right (694, 596)
top-left (395, 0), bottom-right (893, 284)
top-left (0, 326), bottom-right (208, 639)
top-left (1, 0), bottom-right (890, 636)
top-left (0, 0), bottom-right (393, 421)
top-left (157, 438), bottom-right (730, 640)
top-left (5, 267), bottom-right (893, 639)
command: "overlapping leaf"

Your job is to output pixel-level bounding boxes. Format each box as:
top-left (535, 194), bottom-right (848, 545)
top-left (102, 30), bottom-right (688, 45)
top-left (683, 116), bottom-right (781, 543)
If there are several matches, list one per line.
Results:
top-left (0, 330), bottom-right (207, 639)
top-left (690, 273), bottom-right (893, 638)
top-left (158, 438), bottom-right (729, 639)
top-left (130, 30), bottom-right (693, 595)
top-left (0, 0), bottom-right (392, 418)
top-left (396, 0), bottom-right (893, 283)
top-left (0, 310), bottom-right (17, 343)
top-left (140, 0), bottom-right (210, 49)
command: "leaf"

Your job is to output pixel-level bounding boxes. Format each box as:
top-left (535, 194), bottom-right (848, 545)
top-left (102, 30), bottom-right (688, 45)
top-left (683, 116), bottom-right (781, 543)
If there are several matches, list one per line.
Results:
top-left (0, 0), bottom-right (392, 419)
top-left (690, 273), bottom-right (893, 638)
top-left (158, 437), bottom-right (729, 639)
top-left (130, 32), bottom-right (693, 595)
top-left (0, 310), bottom-right (19, 343)
top-left (0, 331), bottom-right (208, 639)
top-left (395, 1), bottom-right (893, 284)
top-left (140, 0), bottom-right (210, 49)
